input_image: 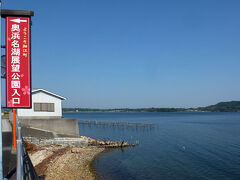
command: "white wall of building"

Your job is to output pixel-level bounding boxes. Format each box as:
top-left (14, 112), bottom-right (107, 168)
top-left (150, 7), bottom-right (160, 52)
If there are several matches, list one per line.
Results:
top-left (18, 91), bottom-right (63, 117)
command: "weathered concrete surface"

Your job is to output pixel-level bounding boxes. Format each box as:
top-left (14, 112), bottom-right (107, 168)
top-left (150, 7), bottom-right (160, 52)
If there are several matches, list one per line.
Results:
top-left (24, 137), bottom-right (88, 147)
top-left (20, 118), bottom-right (79, 136)
top-left (2, 117), bottom-right (16, 179)
top-left (22, 126), bottom-right (78, 139)
top-left (18, 116), bottom-right (61, 119)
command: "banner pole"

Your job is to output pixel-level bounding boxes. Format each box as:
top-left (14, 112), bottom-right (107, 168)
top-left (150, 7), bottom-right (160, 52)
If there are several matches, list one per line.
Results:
top-left (0, 0), bottom-right (3, 178)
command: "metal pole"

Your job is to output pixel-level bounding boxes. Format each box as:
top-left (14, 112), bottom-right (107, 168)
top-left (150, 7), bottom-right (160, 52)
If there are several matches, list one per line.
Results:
top-left (16, 139), bottom-right (23, 180)
top-left (17, 127), bottom-right (23, 180)
top-left (0, 0), bottom-right (3, 178)
top-left (13, 109), bottom-right (17, 149)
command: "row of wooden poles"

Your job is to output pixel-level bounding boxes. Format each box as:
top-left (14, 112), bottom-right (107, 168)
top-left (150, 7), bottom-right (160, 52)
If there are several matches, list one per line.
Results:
top-left (79, 120), bottom-right (155, 128)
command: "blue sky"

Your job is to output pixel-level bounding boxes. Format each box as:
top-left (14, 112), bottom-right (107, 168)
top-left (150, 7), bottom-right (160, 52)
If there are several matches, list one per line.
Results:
top-left (2, 0), bottom-right (240, 108)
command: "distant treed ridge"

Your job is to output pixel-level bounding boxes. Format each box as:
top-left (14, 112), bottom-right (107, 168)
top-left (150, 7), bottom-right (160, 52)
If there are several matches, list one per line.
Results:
top-left (63, 101), bottom-right (240, 112)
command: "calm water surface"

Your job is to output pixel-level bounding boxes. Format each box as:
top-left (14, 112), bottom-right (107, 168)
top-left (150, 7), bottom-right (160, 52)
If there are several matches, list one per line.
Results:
top-left (63, 112), bottom-right (240, 180)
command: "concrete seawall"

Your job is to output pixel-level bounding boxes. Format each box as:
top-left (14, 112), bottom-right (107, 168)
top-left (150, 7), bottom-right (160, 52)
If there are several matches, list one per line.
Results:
top-left (19, 118), bottom-right (79, 136)
top-left (2, 117), bottom-right (16, 179)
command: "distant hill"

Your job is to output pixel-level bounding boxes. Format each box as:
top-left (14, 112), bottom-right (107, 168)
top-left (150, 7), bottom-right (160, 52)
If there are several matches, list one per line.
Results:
top-left (196, 101), bottom-right (240, 112)
top-left (63, 101), bottom-right (240, 112)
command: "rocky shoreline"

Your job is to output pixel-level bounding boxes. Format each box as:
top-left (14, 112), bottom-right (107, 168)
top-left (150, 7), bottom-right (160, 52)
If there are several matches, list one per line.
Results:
top-left (25, 141), bottom-right (105, 180)
top-left (23, 130), bottom-right (137, 179)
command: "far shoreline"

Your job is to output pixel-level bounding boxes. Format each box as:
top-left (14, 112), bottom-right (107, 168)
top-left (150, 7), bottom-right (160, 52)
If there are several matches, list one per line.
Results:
top-left (63, 111), bottom-right (240, 113)
top-left (63, 101), bottom-right (240, 113)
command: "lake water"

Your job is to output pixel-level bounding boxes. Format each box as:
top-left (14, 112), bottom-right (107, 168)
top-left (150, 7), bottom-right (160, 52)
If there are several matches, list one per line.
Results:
top-left (63, 112), bottom-right (240, 180)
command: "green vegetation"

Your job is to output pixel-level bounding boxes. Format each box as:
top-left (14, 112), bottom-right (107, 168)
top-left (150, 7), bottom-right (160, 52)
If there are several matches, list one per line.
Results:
top-left (63, 101), bottom-right (240, 112)
top-left (196, 101), bottom-right (240, 112)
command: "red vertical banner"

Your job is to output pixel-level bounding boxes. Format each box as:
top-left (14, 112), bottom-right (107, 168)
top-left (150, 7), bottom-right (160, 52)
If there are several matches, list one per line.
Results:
top-left (6, 17), bottom-right (31, 108)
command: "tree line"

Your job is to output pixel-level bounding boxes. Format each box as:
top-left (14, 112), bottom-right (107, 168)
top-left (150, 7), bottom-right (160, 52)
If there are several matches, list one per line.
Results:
top-left (63, 101), bottom-right (240, 112)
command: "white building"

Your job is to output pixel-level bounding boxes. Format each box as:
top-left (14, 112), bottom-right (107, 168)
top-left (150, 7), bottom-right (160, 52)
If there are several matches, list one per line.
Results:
top-left (17, 89), bottom-right (66, 119)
